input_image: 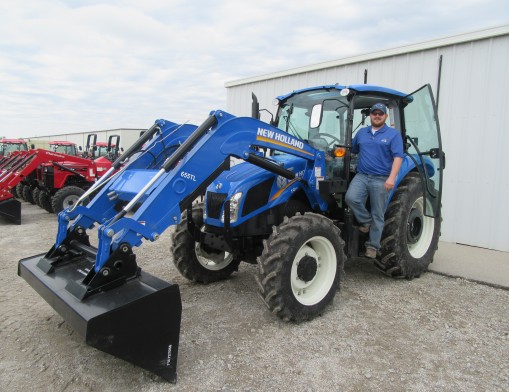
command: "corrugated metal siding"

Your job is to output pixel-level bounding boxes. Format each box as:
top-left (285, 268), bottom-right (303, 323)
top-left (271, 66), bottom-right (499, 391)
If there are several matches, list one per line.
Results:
top-left (27, 128), bottom-right (146, 151)
top-left (226, 29), bottom-right (509, 252)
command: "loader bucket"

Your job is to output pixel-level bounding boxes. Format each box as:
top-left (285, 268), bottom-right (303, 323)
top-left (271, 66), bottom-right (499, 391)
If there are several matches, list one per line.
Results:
top-left (0, 197), bottom-right (21, 224)
top-left (18, 253), bottom-right (182, 382)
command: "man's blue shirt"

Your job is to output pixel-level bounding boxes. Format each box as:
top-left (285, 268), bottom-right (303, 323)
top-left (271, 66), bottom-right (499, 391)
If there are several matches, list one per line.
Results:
top-left (352, 124), bottom-right (404, 176)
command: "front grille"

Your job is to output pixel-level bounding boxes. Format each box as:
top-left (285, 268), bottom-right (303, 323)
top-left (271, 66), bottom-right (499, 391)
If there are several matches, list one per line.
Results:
top-left (242, 178), bottom-right (274, 216)
top-left (206, 191), bottom-right (227, 219)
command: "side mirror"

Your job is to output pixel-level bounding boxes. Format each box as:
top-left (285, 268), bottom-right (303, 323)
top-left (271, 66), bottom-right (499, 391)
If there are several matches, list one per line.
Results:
top-left (310, 104), bottom-right (322, 128)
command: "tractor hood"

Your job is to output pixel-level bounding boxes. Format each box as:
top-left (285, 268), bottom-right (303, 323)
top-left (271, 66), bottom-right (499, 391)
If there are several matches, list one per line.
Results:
top-left (205, 154), bottom-right (310, 226)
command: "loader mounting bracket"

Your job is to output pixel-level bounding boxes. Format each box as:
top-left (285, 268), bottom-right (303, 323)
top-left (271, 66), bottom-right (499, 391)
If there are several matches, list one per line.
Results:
top-left (66, 242), bottom-right (140, 300)
top-left (37, 228), bottom-right (140, 300)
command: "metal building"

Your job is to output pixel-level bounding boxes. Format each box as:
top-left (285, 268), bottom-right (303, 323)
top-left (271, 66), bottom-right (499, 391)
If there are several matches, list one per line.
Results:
top-left (225, 25), bottom-right (509, 252)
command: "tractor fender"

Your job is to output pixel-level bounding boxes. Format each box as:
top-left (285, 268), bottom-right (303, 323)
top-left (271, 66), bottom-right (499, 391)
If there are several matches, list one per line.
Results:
top-left (388, 154), bottom-right (435, 203)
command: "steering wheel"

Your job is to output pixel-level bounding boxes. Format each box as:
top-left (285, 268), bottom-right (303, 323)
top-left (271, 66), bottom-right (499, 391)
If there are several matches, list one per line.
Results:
top-left (317, 133), bottom-right (342, 147)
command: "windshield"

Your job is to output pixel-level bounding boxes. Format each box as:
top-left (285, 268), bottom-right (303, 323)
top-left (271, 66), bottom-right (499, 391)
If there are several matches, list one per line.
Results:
top-left (1, 143), bottom-right (27, 156)
top-left (52, 144), bottom-right (76, 155)
top-left (276, 89), bottom-right (349, 150)
top-left (97, 146), bottom-right (110, 157)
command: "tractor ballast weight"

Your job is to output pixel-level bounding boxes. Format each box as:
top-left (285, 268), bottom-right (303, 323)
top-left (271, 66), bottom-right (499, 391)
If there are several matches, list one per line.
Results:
top-left (19, 84), bottom-right (445, 381)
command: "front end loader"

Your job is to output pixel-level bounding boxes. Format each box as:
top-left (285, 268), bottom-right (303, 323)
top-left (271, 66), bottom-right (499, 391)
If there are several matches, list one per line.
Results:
top-left (18, 83), bottom-right (445, 382)
top-left (19, 119), bottom-right (200, 381)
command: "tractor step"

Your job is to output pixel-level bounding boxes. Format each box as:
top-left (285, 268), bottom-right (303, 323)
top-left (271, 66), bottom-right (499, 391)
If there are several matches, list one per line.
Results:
top-left (0, 197), bottom-right (21, 224)
top-left (18, 253), bottom-right (182, 382)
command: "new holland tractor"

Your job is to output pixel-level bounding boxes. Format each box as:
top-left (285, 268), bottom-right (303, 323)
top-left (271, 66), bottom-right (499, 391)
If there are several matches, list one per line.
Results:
top-left (18, 83), bottom-right (444, 382)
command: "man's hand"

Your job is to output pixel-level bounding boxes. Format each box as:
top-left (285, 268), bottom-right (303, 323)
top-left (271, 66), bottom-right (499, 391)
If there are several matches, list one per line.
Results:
top-left (385, 177), bottom-right (396, 190)
top-left (386, 157), bottom-right (403, 191)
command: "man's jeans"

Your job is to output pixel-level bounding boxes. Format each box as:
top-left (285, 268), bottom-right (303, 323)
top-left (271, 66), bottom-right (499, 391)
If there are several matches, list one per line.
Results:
top-left (345, 173), bottom-right (389, 250)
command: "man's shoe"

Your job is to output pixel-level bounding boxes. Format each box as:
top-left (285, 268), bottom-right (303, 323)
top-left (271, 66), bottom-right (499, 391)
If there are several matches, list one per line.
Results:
top-left (359, 224), bottom-right (370, 233)
top-left (365, 246), bottom-right (377, 259)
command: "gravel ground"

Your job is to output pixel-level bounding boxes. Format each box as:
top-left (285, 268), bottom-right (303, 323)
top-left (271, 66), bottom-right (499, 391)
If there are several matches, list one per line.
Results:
top-left (1, 202), bottom-right (508, 392)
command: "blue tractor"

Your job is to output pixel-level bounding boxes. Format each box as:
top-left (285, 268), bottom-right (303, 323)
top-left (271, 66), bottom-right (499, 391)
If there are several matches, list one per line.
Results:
top-left (18, 83), bottom-right (445, 382)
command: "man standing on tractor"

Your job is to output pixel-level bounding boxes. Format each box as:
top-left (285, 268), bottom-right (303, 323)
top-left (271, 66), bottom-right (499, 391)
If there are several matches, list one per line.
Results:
top-left (345, 103), bottom-right (404, 259)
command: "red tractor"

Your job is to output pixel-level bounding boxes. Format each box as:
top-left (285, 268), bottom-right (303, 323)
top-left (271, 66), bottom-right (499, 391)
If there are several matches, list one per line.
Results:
top-left (36, 135), bottom-right (120, 213)
top-left (16, 141), bottom-right (79, 205)
top-left (49, 140), bottom-right (80, 156)
top-left (0, 149), bottom-right (87, 223)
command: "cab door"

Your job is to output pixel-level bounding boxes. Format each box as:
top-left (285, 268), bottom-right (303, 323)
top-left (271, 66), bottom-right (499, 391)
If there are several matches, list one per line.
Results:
top-left (403, 84), bottom-right (445, 218)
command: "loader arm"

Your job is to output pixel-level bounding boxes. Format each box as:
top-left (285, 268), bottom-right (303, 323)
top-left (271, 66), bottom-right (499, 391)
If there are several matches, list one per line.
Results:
top-left (109, 111), bottom-right (326, 243)
top-left (51, 111), bottom-right (326, 280)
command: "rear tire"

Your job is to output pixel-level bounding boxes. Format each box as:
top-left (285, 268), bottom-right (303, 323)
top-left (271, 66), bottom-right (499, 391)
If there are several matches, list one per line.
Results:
top-left (256, 213), bottom-right (344, 322)
top-left (51, 186), bottom-right (85, 213)
top-left (170, 203), bottom-right (241, 283)
top-left (378, 172), bottom-right (441, 279)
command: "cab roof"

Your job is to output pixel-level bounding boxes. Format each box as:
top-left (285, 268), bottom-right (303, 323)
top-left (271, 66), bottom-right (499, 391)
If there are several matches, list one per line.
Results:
top-left (1, 139), bottom-right (26, 143)
top-left (50, 141), bottom-right (76, 145)
top-left (276, 84), bottom-right (410, 102)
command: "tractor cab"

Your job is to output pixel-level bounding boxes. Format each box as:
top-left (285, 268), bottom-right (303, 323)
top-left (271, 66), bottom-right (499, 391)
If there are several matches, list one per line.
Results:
top-left (272, 84), bottom-right (444, 219)
top-left (95, 135), bottom-right (120, 161)
top-left (0, 139), bottom-right (29, 157)
top-left (50, 141), bottom-right (78, 156)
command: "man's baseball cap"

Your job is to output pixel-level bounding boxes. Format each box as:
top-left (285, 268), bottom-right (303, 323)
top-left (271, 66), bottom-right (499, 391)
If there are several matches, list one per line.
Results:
top-left (370, 103), bottom-right (387, 114)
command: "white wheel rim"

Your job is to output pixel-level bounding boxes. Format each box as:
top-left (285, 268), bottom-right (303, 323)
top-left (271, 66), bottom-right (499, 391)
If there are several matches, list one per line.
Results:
top-left (63, 194), bottom-right (80, 208)
top-left (291, 236), bottom-right (337, 306)
top-left (195, 243), bottom-right (233, 271)
top-left (407, 197), bottom-right (435, 258)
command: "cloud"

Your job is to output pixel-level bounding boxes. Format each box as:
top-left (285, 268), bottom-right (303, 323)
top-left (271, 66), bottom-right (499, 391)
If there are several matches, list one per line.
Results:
top-left (0, 0), bottom-right (507, 138)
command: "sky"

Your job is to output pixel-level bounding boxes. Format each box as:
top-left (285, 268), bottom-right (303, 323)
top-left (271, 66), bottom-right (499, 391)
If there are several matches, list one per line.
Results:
top-left (1, 0), bottom-right (508, 139)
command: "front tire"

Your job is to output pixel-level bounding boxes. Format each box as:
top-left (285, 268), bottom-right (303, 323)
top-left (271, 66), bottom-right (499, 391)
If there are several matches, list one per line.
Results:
top-left (32, 188), bottom-right (41, 207)
top-left (51, 186), bottom-right (85, 213)
top-left (11, 185), bottom-right (19, 198)
top-left (39, 190), bottom-right (53, 213)
top-left (378, 172), bottom-right (441, 279)
top-left (15, 183), bottom-right (24, 199)
top-left (22, 185), bottom-right (36, 204)
top-left (170, 203), bottom-right (241, 283)
top-left (256, 213), bottom-right (344, 322)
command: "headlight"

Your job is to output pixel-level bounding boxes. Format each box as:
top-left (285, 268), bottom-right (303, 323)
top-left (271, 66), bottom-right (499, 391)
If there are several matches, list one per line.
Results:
top-left (221, 192), bottom-right (243, 223)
